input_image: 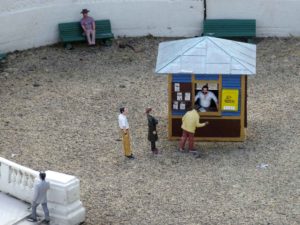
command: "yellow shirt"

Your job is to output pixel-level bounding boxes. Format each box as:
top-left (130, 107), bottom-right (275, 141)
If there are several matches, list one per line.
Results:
top-left (181, 109), bottom-right (206, 133)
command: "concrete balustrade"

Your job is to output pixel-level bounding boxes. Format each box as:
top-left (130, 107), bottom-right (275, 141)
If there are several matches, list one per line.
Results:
top-left (0, 157), bottom-right (85, 225)
top-left (43, 171), bottom-right (86, 225)
top-left (0, 157), bottom-right (38, 203)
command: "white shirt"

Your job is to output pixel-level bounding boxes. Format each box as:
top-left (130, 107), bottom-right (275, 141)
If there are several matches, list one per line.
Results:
top-left (195, 91), bottom-right (218, 108)
top-left (118, 114), bottom-right (129, 129)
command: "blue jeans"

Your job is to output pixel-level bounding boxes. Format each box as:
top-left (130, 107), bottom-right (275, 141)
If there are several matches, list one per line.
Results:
top-left (31, 202), bottom-right (50, 221)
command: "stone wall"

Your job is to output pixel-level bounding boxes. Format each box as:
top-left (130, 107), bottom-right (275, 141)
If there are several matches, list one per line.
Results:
top-left (0, 0), bottom-right (203, 52)
top-left (0, 0), bottom-right (299, 52)
top-left (207, 0), bottom-right (300, 37)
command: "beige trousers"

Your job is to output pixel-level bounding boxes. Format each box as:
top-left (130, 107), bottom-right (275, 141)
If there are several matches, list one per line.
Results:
top-left (121, 130), bottom-right (132, 156)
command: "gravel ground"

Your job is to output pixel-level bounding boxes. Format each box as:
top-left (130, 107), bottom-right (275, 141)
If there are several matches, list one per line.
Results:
top-left (0, 37), bottom-right (299, 225)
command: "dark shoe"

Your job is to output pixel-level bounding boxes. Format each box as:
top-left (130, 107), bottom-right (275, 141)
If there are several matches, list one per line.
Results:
top-left (126, 154), bottom-right (135, 159)
top-left (42, 219), bottom-right (50, 224)
top-left (152, 148), bottom-right (159, 154)
top-left (152, 150), bottom-right (159, 155)
top-left (27, 217), bottom-right (37, 222)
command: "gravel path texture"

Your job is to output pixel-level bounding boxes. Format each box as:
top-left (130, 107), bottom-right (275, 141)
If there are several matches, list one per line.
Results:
top-left (0, 37), bottom-right (299, 225)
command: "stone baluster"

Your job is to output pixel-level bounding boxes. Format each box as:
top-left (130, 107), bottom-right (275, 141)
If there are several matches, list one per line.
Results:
top-left (16, 170), bottom-right (22, 186)
top-left (21, 172), bottom-right (27, 190)
top-left (8, 167), bottom-right (12, 183)
top-left (28, 174), bottom-right (34, 189)
top-left (10, 168), bottom-right (17, 184)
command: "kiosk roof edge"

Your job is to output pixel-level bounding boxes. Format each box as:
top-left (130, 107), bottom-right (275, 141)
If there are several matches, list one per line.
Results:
top-left (155, 36), bottom-right (256, 76)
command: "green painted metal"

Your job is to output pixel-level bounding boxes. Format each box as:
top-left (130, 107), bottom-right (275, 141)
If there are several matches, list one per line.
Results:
top-left (203, 19), bottom-right (256, 42)
top-left (58, 20), bottom-right (114, 44)
top-left (0, 53), bottom-right (7, 60)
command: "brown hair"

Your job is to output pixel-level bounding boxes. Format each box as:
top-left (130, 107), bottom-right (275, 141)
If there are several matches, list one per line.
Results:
top-left (145, 107), bottom-right (152, 114)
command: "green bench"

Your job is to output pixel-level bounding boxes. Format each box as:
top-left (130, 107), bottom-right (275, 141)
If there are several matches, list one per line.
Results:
top-left (0, 53), bottom-right (7, 61)
top-left (203, 19), bottom-right (256, 43)
top-left (58, 19), bottom-right (114, 47)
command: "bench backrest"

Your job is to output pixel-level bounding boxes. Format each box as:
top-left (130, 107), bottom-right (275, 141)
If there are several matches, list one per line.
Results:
top-left (95, 20), bottom-right (112, 34)
top-left (58, 20), bottom-right (113, 42)
top-left (58, 22), bottom-right (83, 38)
top-left (203, 19), bottom-right (256, 38)
top-left (59, 20), bottom-right (112, 35)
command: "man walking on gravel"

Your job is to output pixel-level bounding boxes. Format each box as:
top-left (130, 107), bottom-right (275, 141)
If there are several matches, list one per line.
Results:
top-left (27, 172), bottom-right (50, 223)
top-left (118, 107), bottom-right (135, 159)
top-left (179, 105), bottom-right (208, 153)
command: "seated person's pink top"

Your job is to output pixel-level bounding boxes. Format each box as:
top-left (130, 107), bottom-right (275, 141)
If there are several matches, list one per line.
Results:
top-left (80, 16), bottom-right (95, 30)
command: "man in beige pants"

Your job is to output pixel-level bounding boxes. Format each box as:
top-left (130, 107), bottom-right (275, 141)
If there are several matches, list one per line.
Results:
top-left (118, 107), bottom-right (135, 159)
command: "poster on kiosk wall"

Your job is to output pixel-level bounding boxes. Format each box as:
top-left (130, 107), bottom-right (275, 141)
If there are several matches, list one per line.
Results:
top-left (221, 89), bottom-right (239, 111)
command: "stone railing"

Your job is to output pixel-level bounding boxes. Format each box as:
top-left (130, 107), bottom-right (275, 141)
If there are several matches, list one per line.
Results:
top-left (0, 157), bottom-right (85, 225)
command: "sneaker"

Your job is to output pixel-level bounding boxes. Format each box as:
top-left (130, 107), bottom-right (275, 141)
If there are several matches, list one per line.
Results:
top-left (27, 217), bottom-right (37, 222)
top-left (179, 148), bottom-right (185, 152)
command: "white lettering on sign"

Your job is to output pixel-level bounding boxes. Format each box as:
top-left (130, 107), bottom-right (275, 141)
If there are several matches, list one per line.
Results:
top-left (223, 106), bottom-right (236, 111)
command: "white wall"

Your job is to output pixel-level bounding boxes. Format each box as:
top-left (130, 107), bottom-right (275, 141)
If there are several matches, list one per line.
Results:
top-left (0, 0), bottom-right (299, 52)
top-left (207, 0), bottom-right (300, 37)
top-left (0, 0), bottom-right (203, 52)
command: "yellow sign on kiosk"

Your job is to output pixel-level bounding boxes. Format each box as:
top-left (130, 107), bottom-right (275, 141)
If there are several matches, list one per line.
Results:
top-left (221, 89), bottom-right (239, 111)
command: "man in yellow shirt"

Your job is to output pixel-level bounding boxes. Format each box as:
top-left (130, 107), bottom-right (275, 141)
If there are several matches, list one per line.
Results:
top-left (179, 105), bottom-right (209, 153)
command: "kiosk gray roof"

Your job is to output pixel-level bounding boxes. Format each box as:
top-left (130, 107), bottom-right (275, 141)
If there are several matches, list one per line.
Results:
top-left (155, 36), bottom-right (256, 75)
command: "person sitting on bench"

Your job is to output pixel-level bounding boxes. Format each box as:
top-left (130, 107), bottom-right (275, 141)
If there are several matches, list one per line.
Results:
top-left (80, 9), bottom-right (96, 46)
